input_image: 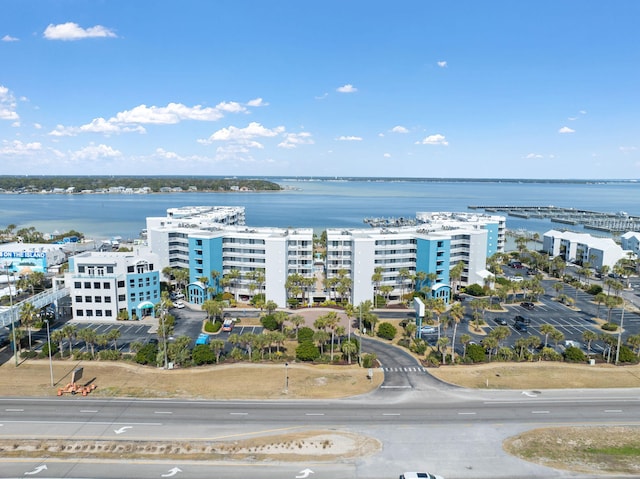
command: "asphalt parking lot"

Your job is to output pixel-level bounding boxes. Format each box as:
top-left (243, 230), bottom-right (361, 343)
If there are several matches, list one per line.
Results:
top-left (474, 277), bottom-right (640, 356)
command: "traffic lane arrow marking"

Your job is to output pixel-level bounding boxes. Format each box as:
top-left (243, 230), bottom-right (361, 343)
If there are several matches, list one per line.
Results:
top-left (296, 468), bottom-right (314, 478)
top-left (161, 467), bottom-right (182, 477)
top-left (24, 465), bottom-right (47, 475)
top-left (114, 426), bottom-right (133, 434)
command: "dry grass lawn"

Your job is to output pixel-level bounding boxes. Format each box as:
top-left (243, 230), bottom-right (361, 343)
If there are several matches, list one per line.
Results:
top-left (0, 359), bottom-right (383, 399)
top-left (429, 361), bottom-right (640, 389)
top-left (504, 426), bottom-right (640, 475)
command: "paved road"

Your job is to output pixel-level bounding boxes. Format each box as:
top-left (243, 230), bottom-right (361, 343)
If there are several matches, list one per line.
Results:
top-left (0, 389), bottom-right (639, 479)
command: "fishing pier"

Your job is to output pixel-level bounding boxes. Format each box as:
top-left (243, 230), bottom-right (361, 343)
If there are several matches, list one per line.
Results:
top-left (468, 205), bottom-right (640, 233)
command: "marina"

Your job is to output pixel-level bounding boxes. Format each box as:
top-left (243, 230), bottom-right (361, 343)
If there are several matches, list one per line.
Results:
top-left (469, 205), bottom-right (640, 234)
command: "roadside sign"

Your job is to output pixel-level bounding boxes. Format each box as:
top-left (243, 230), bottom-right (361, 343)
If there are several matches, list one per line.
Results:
top-left (72, 367), bottom-right (83, 383)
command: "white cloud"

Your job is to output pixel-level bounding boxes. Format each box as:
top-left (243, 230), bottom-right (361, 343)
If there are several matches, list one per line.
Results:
top-left (336, 84), bottom-right (358, 93)
top-left (619, 146), bottom-right (637, 153)
top-left (391, 125), bottom-right (409, 134)
top-left (558, 126), bottom-right (575, 134)
top-left (417, 134), bottom-right (448, 146)
top-left (383, 153), bottom-right (391, 158)
top-left (2, 35), bottom-right (19, 42)
top-left (0, 139), bottom-right (42, 155)
top-left (278, 132), bottom-right (314, 149)
top-left (43, 22), bottom-right (117, 41)
top-left (0, 85), bottom-right (19, 120)
top-left (525, 153), bottom-right (544, 159)
top-left (49, 101), bottom-right (247, 136)
top-left (70, 143), bottom-right (122, 161)
top-left (315, 92), bottom-right (329, 100)
top-left (336, 135), bottom-right (362, 141)
top-left (437, 61), bottom-right (447, 68)
top-left (246, 98), bottom-right (268, 107)
top-left (199, 122), bottom-right (288, 161)
top-left (580, 110), bottom-right (587, 115)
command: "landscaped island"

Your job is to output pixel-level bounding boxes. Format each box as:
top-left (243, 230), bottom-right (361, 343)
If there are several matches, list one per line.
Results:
top-left (0, 176), bottom-right (282, 194)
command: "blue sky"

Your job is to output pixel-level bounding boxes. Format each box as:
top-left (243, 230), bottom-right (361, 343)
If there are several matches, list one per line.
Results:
top-left (1, 1), bottom-right (639, 179)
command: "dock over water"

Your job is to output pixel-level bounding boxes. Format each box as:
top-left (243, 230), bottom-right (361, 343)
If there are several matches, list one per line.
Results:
top-left (468, 205), bottom-right (640, 233)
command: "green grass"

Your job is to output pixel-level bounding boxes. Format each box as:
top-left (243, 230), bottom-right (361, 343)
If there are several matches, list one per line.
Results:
top-left (585, 446), bottom-right (640, 456)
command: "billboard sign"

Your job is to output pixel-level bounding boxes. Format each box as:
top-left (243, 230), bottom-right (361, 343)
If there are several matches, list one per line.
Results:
top-left (1, 251), bottom-right (47, 275)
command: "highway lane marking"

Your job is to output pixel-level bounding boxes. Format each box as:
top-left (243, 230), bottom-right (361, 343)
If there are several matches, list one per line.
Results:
top-left (0, 420), bottom-right (162, 426)
top-left (80, 410), bottom-right (98, 413)
top-left (380, 385), bottom-right (412, 389)
top-left (484, 398), bottom-right (640, 404)
top-left (457, 412), bottom-right (477, 415)
top-left (531, 410), bottom-right (550, 414)
top-left (383, 413), bottom-right (400, 416)
top-left (604, 409), bottom-right (623, 413)
top-left (5, 408), bottom-right (24, 412)
top-left (154, 411), bottom-right (173, 415)
top-left (305, 413), bottom-right (325, 416)
top-left (229, 412), bottom-right (248, 416)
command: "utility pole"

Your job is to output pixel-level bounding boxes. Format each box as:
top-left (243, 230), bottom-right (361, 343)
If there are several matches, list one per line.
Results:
top-left (4, 264), bottom-right (18, 367)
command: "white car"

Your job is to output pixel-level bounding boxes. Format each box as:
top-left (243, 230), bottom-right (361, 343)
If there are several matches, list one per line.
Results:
top-left (399, 472), bottom-right (444, 479)
top-left (419, 326), bottom-right (436, 334)
top-left (174, 300), bottom-right (185, 309)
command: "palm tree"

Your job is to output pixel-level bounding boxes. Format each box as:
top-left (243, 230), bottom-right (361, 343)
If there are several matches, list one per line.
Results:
top-left (50, 329), bottom-right (64, 358)
top-left (78, 327), bottom-right (98, 358)
top-left (371, 267), bottom-right (383, 303)
top-left (540, 324), bottom-right (556, 349)
top-left (550, 329), bottom-right (564, 349)
top-left (582, 330), bottom-right (598, 356)
top-left (448, 302), bottom-right (465, 364)
top-left (61, 324), bottom-right (77, 357)
top-left (19, 302), bottom-right (38, 350)
top-left (288, 314), bottom-right (305, 338)
top-left (107, 329), bottom-right (121, 351)
top-left (460, 334), bottom-right (472, 359)
top-left (482, 336), bottom-right (499, 362)
top-left (341, 340), bottom-right (357, 364)
top-left (436, 337), bottom-right (450, 364)
top-left (320, 311), bottom-right (340, 360)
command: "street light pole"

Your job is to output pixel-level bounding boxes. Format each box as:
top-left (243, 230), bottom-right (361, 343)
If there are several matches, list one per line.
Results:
top-left (4, 265), bottom-right (18, 367)
top-left (45, 319), bottom-right (54, 387)
top-left (284, 362), bottom-right (289, 393)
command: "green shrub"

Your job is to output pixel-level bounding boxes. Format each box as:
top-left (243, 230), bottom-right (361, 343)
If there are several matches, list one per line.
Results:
top-left (617, 345), bottom-right (637, 364)
top-left (134, 343), bottom-right (158, 365)
top-left (40, 341), bottom-right (59, 358)
top-left (297, 326), bottom-right (314, 343)
top-left (361, 353), bottom-right (377, 368)
top-left (397, 338), bottom-right (411, 349)
top-left (192, 344), bottom-right (215, 365)
top-left (98, 350), bottom-right (121, 361)
top-left (563, 346), bottom-right (586, 362)
top-left (410, 339), bottom-right (427, 355)
top-left (602, 322), bottom-right (618, 331)
top-left (465, 284), bottom-right (485, 297)
top-left (295, 341), bottom-right (320, 361)
top-left (20, 350), bottom-right (38, 359)
top-left (586, 284), bottom-right (603, 295)
top-left (204, 320), bottom-right (220, 333)
top-left (466, 343), bottom-right (486, 363)
top-left (376, 322), bottom-right (397, 340)
top-left (260, 314), bottom-right (279, 331)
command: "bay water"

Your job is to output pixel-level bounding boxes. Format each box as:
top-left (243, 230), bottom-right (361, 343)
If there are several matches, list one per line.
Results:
top-left (1, 179), bottom-right (639, 241)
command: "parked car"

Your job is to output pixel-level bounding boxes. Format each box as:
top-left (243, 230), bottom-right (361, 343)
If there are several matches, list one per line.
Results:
top-left (514, 322), bottom-right (528, 333)
top-left (399, 472), bottom-right (444, 479)
top-left (494, 317), bottom-right (508, 326)
top-left (222, 318), bottom-right (234, 332)
top-left (195, 333), bottom-right (210, 345)
top-left (514, 315), bottom-right (531, 325)
top-left (174, 300), bottom-right (185, 309)
top-left (419, 326), bottom-right (436, 334)
top-left (520, 301), bottom-right (535, 310)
